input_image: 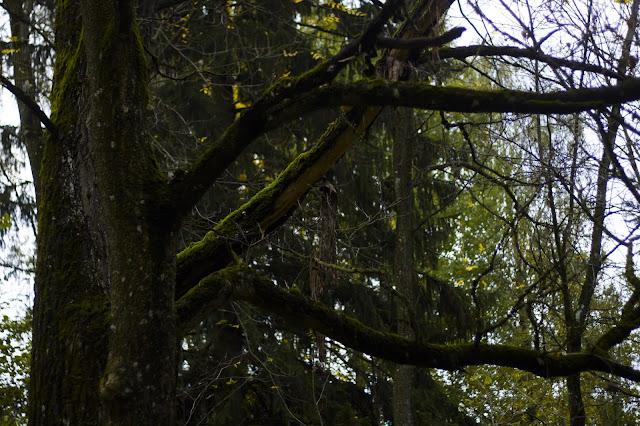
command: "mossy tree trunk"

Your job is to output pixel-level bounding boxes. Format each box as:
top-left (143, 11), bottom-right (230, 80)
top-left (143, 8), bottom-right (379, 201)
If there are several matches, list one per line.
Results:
top-left (29, 1), bottom-right (178, 423)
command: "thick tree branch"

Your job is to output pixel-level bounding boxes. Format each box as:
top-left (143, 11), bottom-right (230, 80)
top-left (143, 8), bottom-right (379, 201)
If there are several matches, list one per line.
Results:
top-left (436, 45), bottom-right (625, 80)
top-left (266, 77), bottom-right (640, 125)
top-left (176, 263), bottom-right (640, 383)
top-left (376, 26), bottom-right (465, 49)
top-left (174, 66), bottom-right (639, 303)
top-left (0, 73), bottom-right (58, 140)
top-left (175, 106), bottom-right (375, 299)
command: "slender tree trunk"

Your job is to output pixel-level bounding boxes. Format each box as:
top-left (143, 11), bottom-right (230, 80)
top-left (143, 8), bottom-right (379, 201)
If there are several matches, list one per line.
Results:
top-left (6, 0), bottom-right (43, 199)
top-left (565, 1), bottom-right (638, 421)
top-left (392, 108), bottom-right (415, 425)
top-left (310, 178), bottom-right (338, 364)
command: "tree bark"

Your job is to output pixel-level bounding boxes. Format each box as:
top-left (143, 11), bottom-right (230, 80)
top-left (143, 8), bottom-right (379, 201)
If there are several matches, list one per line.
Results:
top-left (29, 1), bottom-right (178, 423)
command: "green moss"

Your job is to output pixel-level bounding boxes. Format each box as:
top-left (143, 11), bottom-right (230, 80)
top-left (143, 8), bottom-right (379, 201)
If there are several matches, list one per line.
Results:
top-left (263, 58), bottom-right (331, 100)
top-left (177, 146), bottom-right (314, 266)
top-left (48, 31), bottom-right (83, 134)
top-left (58, 294), bottom-right (110, 343)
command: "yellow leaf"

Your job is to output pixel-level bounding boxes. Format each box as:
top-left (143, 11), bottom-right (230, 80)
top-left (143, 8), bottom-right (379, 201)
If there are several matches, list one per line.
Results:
top-left (455, 280), bottom-right (464, 286)
top-left (479, 243), bottom-right (485, 251)
top-left (199, 136), bottom-right (208, 143)
top-left (232, 84), bottom-right (240, 102)
top-left (226, 378), bottom-right (236, 385)
top-left (271, 385), bottom-right (280, 389)
top-left (465, 265), bottom-right (478, 271)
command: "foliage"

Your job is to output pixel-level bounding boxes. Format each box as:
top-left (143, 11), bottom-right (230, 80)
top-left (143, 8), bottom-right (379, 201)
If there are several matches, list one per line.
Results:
top-left (0, 306), bottom-right (30, 425)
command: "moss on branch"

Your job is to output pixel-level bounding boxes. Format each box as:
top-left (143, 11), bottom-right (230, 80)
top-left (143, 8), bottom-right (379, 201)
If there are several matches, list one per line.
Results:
top-left (175, 106), bottom-right (375, 298)
top-left (267, 78), bottom-right (640, 126)
top-left (177, 263), bottom-right (640, 383)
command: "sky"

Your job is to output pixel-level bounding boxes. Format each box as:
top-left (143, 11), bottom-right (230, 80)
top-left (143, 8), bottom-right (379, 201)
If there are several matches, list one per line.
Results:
top-left (0, 84), bottom-right (33, 319)
top-left (0, 87), bottom-right (19, 125)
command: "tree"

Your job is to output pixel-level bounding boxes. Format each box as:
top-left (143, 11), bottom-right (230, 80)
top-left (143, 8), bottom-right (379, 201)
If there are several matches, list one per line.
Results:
top-left (0, 308), bottom-right (30, 425)
top-left (4, 0), bottom-right (640, 423)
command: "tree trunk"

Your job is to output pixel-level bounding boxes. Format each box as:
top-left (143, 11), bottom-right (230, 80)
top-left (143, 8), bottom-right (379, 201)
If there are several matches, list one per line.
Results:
top-left (392, 108), bottom-right (415, 425)
top-left (29, 1), bottom-right (178, 423)
top-left (6, 0), bottom-right (43, 198)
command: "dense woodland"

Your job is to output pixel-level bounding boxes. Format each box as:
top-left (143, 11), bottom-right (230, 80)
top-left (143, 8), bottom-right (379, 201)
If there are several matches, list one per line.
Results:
top-left (3, 0), bottom-right (640, 424)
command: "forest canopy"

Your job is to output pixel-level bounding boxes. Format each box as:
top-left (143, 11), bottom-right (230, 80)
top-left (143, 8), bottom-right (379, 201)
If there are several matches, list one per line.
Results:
top-left (2, 0), bottom-right (640, 424)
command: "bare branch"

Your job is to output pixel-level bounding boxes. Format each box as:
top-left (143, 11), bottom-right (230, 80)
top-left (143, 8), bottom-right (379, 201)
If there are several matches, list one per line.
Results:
top-left (0, 73), bottom-right (58, 140)
top-left (591, 245), bottom-right (640, 354)
top-left (376, 26), bottom-right (466, 49)
top-left (436, 45), bottom-right (625, 80)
